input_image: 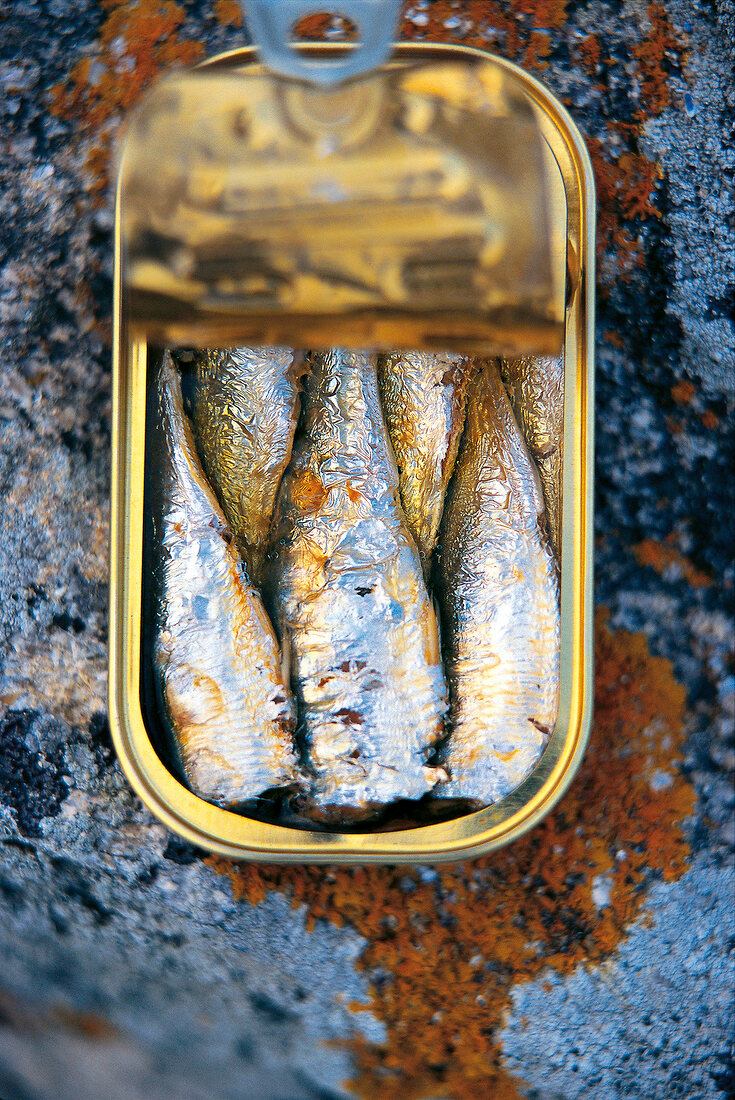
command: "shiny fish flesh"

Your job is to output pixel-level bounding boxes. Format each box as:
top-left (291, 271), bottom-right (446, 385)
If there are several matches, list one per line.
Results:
top-left (267, 349), bottom-right (448, 821)
top-left (499, 354), bottom-right (563, 558)
top-left (436, 361), bottom-right (560, 805)
top-left (153, 352), bottom-right (301, 807)
top-left (377, 351), bottom-right (471, 574)
top-left (187, 347), bottom-right (304, 584)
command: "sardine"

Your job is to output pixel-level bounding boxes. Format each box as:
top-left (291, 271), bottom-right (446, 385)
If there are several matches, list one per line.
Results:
top-left (185, 347), bottom-right (305, 584)
top-left (499, 354), bottom-right (564, 558)
top-left (266, 349), bottom-right (448, 822)
top-left (153, 351), bottom-right (301, 807)
top-left (436, 361), bottom-right (560, 806)
top-left (377, 351), bottom-right (471, 574)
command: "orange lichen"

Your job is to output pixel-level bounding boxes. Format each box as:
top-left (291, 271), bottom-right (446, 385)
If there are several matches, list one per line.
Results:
top-left (575, 34), bottom-right (601, 78)
top-left (398, 0), bottom-right (568, 69)
top-left (514, 0), bottom-right (568, 68)
top-left (51, 0), bottom-right (204, 198)
top-left (291, 12), bottom-right (359, 40)
top-left (587, 136), bottom-right (667, 278)
top-left (514, 0), bottom-right (567, 23)
top-left (213, 0), bottom-right (243, 26)
top-left (616, 151), bottom-right (663, 221)
top-left (634, 537), bottom-right (713, 588)
top-left (667, 379), bottom-right (723, 435)
top-left (587, 138), bottom-right (641, 276)
top-left (632, 3), bottom-right (684, 118)
top-left (210, 611), bottom-right (694, 1099)
top-left (52, 1005), bottom-right (119, 1041)
top-left (583, 7), bottom-right (683, 281)
top-left (671, 380), bottom-right (696, 406)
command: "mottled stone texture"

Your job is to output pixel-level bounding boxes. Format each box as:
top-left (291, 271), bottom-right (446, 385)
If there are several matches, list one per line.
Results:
top-left (1, 2), bottom-right (733, 1099)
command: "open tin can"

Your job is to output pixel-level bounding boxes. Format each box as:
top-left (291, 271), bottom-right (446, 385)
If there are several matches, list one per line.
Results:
top-left (108, 41), bottom-right (595, 862)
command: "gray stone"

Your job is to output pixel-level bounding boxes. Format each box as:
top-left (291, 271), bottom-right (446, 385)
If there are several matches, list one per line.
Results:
top-left (500, 863), bottom-right (735, 1100)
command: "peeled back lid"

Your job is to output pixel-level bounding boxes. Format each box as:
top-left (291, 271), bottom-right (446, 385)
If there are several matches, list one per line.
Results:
top-left (117, 50), bottom-right (565, 356)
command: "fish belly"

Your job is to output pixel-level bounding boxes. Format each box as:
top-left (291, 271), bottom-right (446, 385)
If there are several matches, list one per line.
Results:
top-left (499, 354), bottom-right (564, 558)
top-left (186, 347), bottom-right (304, 583)
top-left (154, 352), bottom-right (301, 807)
top-left (267, 349), bottom-right (448, 821)
top-left (377, 351), bottom-right (471, 574)
top-left (437, 361), bottom-right (560, 805)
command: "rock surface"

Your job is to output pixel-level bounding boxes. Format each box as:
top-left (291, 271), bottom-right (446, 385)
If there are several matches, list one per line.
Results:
top-left (1, 2), bottom-right (733, 1098)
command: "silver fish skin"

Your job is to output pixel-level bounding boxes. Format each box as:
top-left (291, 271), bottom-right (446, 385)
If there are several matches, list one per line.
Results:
top-left (436, 361), bottom-right (560, 806)
top-left (499, 354), bottom-right (564, 558)
top-left (153, 352), bottom-right (301, 807)
top-left (187, 347), bottom-right (305, 584)
top-left (267, 349), bottom-right (448, 822)
top-left (377, 351), bottom-right (471, 575)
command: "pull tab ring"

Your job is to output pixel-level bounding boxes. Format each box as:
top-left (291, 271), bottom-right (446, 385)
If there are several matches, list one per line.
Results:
top-left (242, 0), bottom-right (402, 85)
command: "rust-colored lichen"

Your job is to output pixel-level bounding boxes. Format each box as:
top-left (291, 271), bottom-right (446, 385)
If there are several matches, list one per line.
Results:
top-left (634, 536), bottom-right (713, 588)
top-left (399, 0), bottom-right (568, 69)
top-left (671, 380), bottom-right (696, 406)
top-left (589, 4), bottom-right (685, 281)
top-left (587, 136), bottom-right (665, 278)
top-left (286, 2), bottom-right (566, 70)
top-left (632, 3), bottom-right (684, 118)
top-left (668, 380), bottom-right (723, 436)
top-left (213, 0), bottom-right (243, 27)
top-left (575, 34), bottom-right (602, 79)
top-left (50, 0), bottom-right (204, 199)
top-left (51, 1004), bottom-right (120, 1041)
top-left (210, 611), bottom-right (694, 1099)
top-left (291, 12), bottom-right (359, 40)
